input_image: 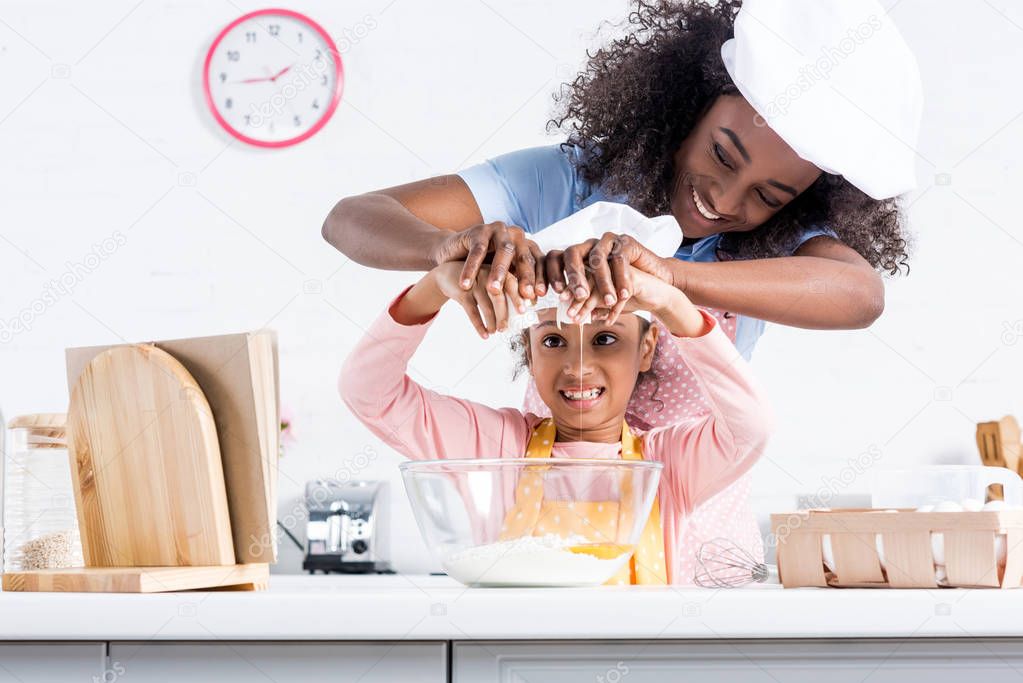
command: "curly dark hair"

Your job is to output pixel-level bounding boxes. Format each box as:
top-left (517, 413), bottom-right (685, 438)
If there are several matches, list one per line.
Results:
top-left (546, 0), bottom-right (911, 275)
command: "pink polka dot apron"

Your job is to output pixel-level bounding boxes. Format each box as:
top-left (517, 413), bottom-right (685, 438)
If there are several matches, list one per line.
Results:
top-left (499, 417), bottom-right (668, 585)
top-left (521, 307), bottom-right (763, 584)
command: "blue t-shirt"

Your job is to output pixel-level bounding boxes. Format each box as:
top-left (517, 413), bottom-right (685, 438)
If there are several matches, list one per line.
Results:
top-left (457, 143), bottom-right (835, 360)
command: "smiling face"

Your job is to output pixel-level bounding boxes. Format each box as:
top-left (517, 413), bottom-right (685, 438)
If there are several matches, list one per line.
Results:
top-left (525, 310), bottom-right (659, 443)
top-left (670, 94), bottom-right (824, 239)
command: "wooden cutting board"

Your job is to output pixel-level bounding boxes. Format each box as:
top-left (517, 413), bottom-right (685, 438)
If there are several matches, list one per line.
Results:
top-left (67, 344), bottom-right (236, 567)
top-left (67, 331), bottom-right (279, 564)
top-left (2, 564), bottom-right (267, 593)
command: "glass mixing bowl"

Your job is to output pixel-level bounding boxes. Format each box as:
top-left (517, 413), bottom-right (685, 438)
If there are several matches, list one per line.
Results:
top-left (400, 458), bottom-right (664, 587)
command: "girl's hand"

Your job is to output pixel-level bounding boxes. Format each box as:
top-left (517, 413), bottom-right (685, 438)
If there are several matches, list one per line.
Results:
top-left (429, 221), bottom-right (546, 302)
top-left (574, 265), bottom-right (709, 338)
top-left (553, 232), bottom-right (675, 323)
top-left (428, 261), bottom-right (523, 338)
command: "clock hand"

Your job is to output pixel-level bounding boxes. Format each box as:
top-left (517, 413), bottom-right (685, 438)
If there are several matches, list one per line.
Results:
top-left (270, 64), bottom-right (294, 82)
top-left (236, 64), bottom-right (294, 84)
top-left (238, 76), bottom-right (272, 83)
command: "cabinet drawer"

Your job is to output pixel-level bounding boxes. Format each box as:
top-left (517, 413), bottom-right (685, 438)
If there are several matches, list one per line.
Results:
top-left (454, 639), bottom-right (1023, 682)
top-left (0, 642), bottom-right (105, 683)
top-left (110, 641), bottom-right (446, 683)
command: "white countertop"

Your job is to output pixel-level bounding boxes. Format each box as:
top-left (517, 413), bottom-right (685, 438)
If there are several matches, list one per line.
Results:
top-left (0, 574), bottom-right (1018, 641)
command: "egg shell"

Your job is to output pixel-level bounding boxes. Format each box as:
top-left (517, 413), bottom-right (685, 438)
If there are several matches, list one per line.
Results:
top-left (916, 504), bottom-right (935, 513)
top-left (934, 501), bottom-right (963, 512)
top-left (931, 532), bottom-right (945, 565)
top-left (822, 534), bottom-right (834, 571)
top-left (983, 500), bottom-right (1008, 511)
top-left (961, 498), bottom-right (984, 511)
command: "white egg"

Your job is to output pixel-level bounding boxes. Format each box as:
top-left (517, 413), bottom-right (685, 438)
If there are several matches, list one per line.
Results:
top-left (822, 534), bottom-right (834, 571)
top-left (961, 498), bottom-right (984, 511)
top-left (983, 500), bottom-right (1007, 511)
top-left (934, 501), bottom-right (963, 512)
top-left (916, 504), bottom-right (935, 512)
top-left (932, 532), bottom-right (945, 565)
top-left (935, 565), bottom-right (948, 586)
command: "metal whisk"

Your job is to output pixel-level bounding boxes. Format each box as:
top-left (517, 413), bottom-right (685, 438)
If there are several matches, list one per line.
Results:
top-left (694, 538), bottom-right (778, 588)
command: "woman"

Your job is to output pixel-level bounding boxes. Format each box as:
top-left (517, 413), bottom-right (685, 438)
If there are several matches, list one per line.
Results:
top-left (322, 0), bottom-right (922, 581)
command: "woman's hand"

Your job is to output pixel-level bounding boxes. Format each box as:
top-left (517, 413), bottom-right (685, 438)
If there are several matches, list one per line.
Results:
top-left (429, 221), bottom-right (546, 302)
top-left (428, 261), bottom-right (523, 338)
top-left (552, 232), bottom-right (676, 323)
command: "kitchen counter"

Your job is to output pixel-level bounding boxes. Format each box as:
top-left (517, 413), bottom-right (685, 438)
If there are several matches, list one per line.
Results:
top-left (0, 573), bottom-right (1017, 641)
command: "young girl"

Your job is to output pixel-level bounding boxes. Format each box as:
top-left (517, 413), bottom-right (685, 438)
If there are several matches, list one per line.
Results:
top-left (339, 260), bottom-right (774, 585)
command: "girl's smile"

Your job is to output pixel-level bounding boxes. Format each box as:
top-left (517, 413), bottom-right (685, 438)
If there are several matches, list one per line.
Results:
top-left (526, 310), bottom-right (659, 444)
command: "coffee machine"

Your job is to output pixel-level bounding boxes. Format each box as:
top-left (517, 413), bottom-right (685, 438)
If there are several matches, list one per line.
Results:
top-left (302, 479), bottom-right (393, 574)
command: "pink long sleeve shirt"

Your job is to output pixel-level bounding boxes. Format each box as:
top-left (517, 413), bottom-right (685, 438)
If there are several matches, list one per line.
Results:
top-left (339, 286), bottom-right (775, 583)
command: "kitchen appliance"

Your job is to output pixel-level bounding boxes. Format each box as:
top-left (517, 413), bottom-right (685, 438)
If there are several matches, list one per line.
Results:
top-left (303, 479), bottom-right (392, 574)
top-left (399, 458), bottom-right (663, 587)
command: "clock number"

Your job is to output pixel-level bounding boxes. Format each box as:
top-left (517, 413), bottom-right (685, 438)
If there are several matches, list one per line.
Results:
top-left (245, 31), bottom-right (257, 43)
top-left (227, 50), bottom-right (240, 61)
top-left (321, 75), bottom-right (328, 86)
top-left (268, 24), bottom-right (280, 36)
top-left (297, 31), bottom-right (303, 43)
top-left (312, 99), bottom-right (320, 109)
top-left (219, 72), bottom-right (227, 83)
top-left (294, 115), bottom-right (301, 127)
top-left (225, 97), bottom-right (233, 109)
top-left (244, 114), bottom-right (251, 126)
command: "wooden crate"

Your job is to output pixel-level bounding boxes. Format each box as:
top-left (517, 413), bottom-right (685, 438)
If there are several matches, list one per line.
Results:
top-left (770, 509), bottom-right (1023, 589)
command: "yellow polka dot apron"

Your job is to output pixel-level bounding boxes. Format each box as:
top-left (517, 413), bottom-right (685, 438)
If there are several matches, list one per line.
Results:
top-left (499, 417), bottom-right (668, 585)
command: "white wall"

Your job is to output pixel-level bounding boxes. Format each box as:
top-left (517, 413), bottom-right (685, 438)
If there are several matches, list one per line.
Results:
top-left (0, 0), bottom-right (1020, 575)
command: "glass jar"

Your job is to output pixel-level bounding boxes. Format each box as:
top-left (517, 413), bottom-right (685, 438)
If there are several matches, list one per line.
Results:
top-left (2, 414), bottom-right (83, 572)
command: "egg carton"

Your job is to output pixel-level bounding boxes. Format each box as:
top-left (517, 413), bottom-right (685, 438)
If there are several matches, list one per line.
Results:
top-left (770, 508), bottom-right (1023, 589)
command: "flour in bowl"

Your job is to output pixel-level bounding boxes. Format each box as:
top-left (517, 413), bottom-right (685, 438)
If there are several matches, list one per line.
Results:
top-left (442, 533), bottom-right (633, 587)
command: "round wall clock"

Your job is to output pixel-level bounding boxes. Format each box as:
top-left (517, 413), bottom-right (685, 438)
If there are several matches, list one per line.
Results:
top-left (203, 8), bottom-right (343, 148)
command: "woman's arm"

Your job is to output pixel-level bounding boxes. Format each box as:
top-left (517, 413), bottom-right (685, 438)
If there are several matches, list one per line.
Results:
top-left (321, 176), bottom-right (479, 271)
top-left (668, 236), bottom-right (885, 330)
top-left (559, 233), bottom-right (884, 331)
top-left (321, 176), bottom-right (546, 303)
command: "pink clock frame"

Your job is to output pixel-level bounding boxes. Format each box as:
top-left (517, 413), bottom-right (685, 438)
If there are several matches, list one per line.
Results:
top-left (202, 8), bottom-right (344, 148)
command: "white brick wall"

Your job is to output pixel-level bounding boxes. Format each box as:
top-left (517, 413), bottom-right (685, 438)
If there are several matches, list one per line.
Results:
top-left (1, 0), bottom-right (1020, 575)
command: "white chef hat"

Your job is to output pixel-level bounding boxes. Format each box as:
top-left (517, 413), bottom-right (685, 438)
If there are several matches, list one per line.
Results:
top-left (506, 201), bottom-right (683, 333)
top-left (720, 0), bottom-right (923, 200)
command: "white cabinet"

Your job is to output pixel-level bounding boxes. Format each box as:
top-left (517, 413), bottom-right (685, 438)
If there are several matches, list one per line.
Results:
top-left (0, 643), bottom-right (105, 683)
top-left (453, 639), bottom-right (1023, 682)
top-left (109, 642), bottom-right (446, 682)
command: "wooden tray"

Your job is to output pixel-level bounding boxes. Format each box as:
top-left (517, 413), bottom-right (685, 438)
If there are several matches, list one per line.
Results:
top-left (771, 508), bottom-right (1023, 589)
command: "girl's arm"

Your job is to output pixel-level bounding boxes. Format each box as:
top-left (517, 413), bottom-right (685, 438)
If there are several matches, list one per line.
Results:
top-left (642, 310), bottom-right (776, 514)
top-left (339, 269), bottom-right (529, 461)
